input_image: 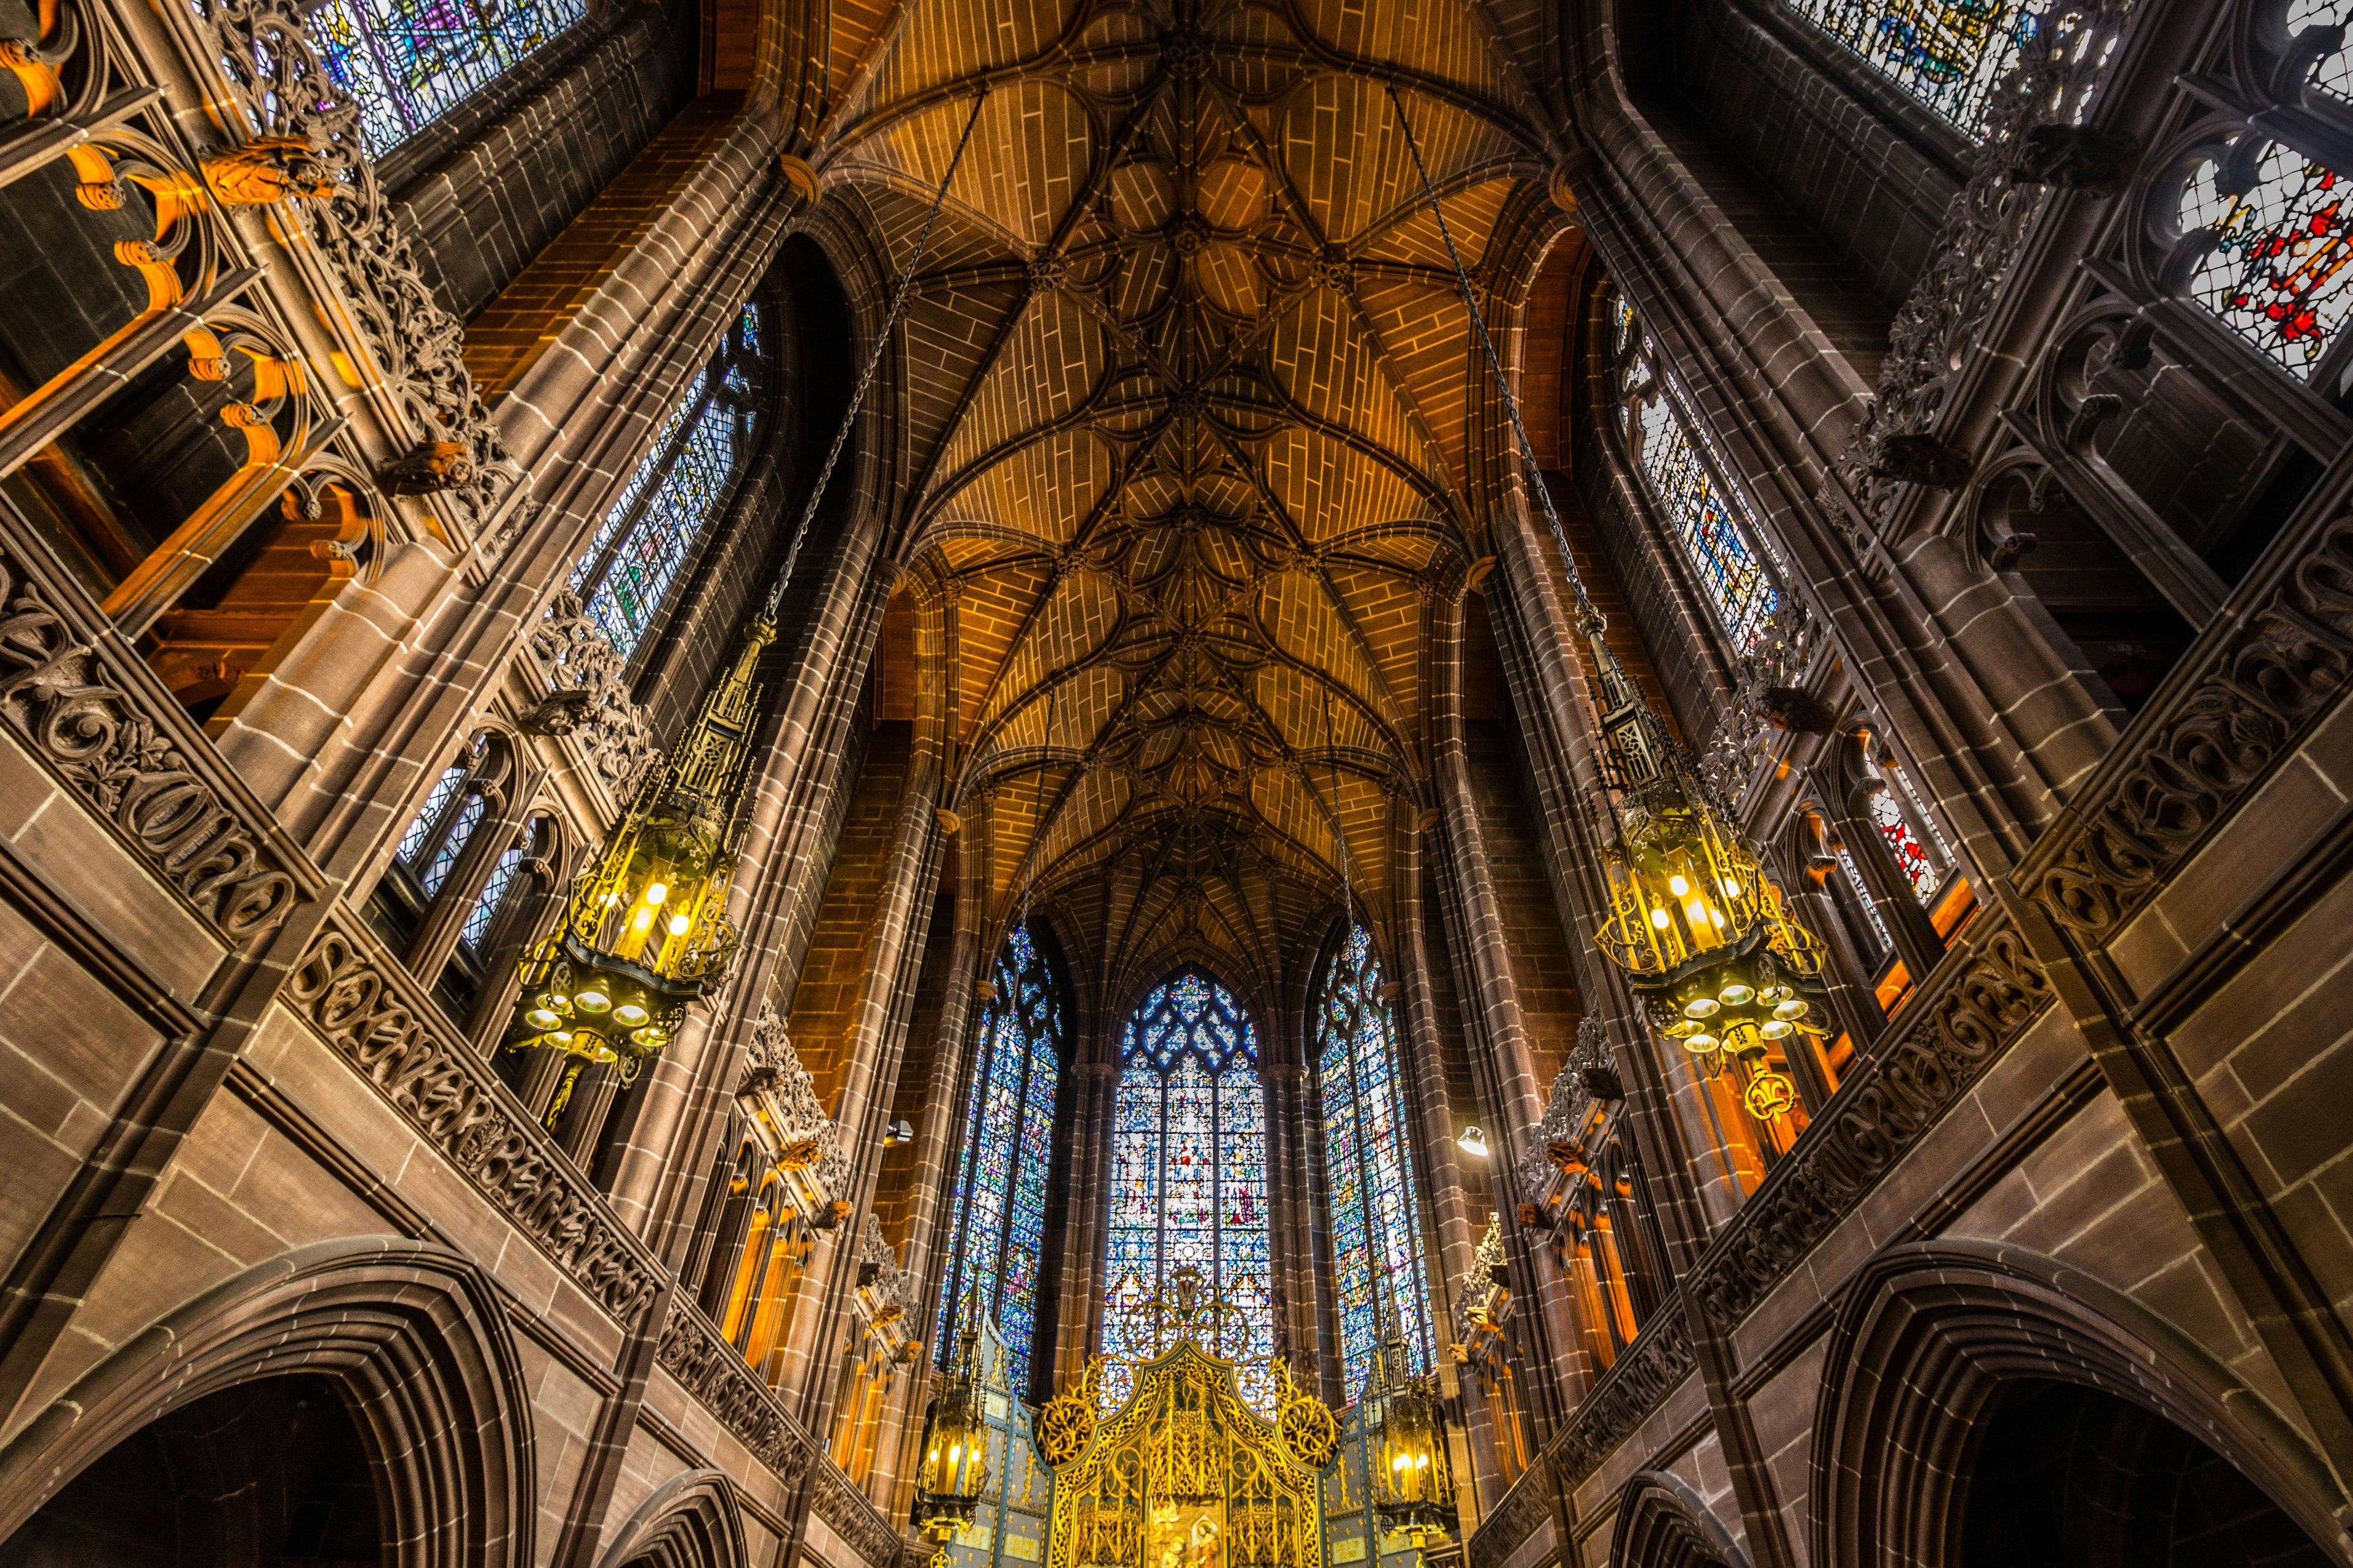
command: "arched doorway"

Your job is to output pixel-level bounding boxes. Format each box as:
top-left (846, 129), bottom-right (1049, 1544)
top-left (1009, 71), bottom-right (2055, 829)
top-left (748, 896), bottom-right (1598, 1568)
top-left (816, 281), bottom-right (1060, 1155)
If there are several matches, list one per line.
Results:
top-left (0, 1373), bottom-right (382, 1566)
top-left (1958, 1380), bottom-right (2330, 1567)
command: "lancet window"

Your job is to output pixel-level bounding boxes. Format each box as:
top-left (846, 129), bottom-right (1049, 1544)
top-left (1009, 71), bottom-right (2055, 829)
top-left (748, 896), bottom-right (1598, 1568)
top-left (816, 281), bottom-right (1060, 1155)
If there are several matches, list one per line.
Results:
top-left (2177, 143), bottom-right (2353, 381)
top-left (1102, 971), bottom-right (1273, 1411)
top-left (934, 927), bottom-right (1065, 1390)
top-left (1609, 298), bottom-right (1780, 650)
top-left (570, 305), bottom-right (766, 660)
top-left (1314, 927), bottom-right (1434, 1400)
top-left (313, 0), bottom-right (589, 157)
top-left (1782, 0), bottom-right (2038, 139)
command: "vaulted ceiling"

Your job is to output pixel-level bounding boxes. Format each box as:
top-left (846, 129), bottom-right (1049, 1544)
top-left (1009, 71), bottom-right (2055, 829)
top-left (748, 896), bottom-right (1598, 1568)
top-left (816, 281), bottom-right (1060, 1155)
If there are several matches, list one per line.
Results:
top-left (811, 0), bottom-right (1571, 1010)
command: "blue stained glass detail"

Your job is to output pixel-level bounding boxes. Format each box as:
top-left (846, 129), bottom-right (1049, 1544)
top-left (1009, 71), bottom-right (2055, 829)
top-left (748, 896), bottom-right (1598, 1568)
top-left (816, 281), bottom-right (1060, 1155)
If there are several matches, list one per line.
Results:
top-left (1101, 969), bottom-right (1273, 1414)
top-left (583, 395), bottom-right (738, 657)
top-left (311, 0), bottom-right (588, 158)
top-left (935, 927), bottom-right (1064, 1390)
top-left (1616, 298), bottom-right (1779, 651)
top-left (461, 841), bottom-right (524, 950)
top-left (740, 303), bottom-right (762, 354)
top-left (1316, 928), bottom-right (1434, 1402)
top-left (1783, 0), bottom-right (2040, 140)
top-left (396, 764), bottom-right (466, 866)
top-left (419, 792), bottom-right (481, 898)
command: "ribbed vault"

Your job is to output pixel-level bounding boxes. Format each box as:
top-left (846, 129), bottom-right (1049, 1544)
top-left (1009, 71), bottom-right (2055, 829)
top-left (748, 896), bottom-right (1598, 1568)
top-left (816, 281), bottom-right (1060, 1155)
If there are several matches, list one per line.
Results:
top-left (811, 0), bottom-right (1566, 1003)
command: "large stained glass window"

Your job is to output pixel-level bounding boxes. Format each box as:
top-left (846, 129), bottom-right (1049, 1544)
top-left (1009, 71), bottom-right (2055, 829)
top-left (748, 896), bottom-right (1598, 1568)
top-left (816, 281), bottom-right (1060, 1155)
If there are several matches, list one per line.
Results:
top-left (313, 0), bottom-right (588, 158)
top-left (570, 305), bottom-right (765, 659)
top-left (1102, 970), bottom-right (1273, 1411)
top-left (1783, 0), bottom-right (2040, 140)
top-left (934, 928), bottom-right (1065, 1390)
top-left (2179, 142), bottom-right (2353, 381)
top-left (1315, 928), bottom-right (1434, 1401)
top-left (1612, 298), bottom-right (1780, 649)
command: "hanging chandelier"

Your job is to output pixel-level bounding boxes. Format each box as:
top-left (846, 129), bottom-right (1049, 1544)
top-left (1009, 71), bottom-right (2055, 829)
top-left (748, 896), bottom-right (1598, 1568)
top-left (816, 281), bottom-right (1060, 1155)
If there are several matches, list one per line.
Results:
top-left (509, 84), bottom-right (993, 1129)
top-left (913, 1311), bottom-right (992, 1550)
top-left (507, 616), bottom-right (772, 1116)
top-left (1387, 90), bottom-right (1829, 1123)
top-left (1367, 1336), bottom-right (1457, 1541)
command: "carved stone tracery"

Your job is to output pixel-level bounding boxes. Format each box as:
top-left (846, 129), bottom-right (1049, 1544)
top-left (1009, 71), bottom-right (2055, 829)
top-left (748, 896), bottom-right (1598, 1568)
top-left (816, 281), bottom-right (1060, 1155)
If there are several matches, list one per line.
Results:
top-left (523, 591), bottom-right (660, 798)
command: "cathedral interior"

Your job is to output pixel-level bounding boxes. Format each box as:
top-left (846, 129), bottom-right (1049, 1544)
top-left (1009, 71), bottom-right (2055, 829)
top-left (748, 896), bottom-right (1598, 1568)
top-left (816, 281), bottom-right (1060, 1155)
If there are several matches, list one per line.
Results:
top-left (4, 0), bottom-right (2353, 1562)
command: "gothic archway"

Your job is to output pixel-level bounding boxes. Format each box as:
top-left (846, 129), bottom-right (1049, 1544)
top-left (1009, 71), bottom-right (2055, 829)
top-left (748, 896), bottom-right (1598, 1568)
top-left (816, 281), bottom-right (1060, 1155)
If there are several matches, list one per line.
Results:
top-left (1609, 1469), bottom-right (1748, 1568)
top-left (594, 1468), bottom-right (746, 1568)
top-left (1809, 1241), bottom-right (2344, 1567)
top-left (0, 1238), bottom-right (536, 1566)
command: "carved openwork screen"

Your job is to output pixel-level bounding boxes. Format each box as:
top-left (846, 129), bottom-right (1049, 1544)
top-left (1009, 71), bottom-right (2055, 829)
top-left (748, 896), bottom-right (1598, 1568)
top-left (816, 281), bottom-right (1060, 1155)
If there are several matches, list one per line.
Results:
top-left (1105, 972), bottom-right (1273, 1412)
top-left (937, 926), bottom-right (1066, 1389)
top-left (1036, 1300), bottom-right (1333, 1568)
top-left (570, 303), bottom-right (767, 659)
top-left (1782, 0), bottom-right (2036, 138)
top-left (1313, 928), bottom-right (1433, 1400)
top-left (1609, 298), bottom-right (1779, 650)
top-left (313, 0), bottom-right (588, 155)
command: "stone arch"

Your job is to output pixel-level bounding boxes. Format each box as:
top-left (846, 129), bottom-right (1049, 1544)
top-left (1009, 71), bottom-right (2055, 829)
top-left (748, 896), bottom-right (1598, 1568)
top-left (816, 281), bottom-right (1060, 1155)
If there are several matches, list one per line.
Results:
top-left (1608, 1469), bottom-right (1749, 1568)
top-left (0, 1237), bottom-right (536, 1567)
top-left (595, 1469), bottom-right (747, 1568)
top-left (1809, 1240), bottom-right (2346, 1567)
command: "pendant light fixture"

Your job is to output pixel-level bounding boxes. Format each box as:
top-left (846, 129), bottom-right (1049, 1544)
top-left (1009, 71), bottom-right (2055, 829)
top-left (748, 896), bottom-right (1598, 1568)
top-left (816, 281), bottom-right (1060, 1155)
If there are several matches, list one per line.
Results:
top-left (1387, 88), bottom-right (1830, 1125)
top-left (509, 85), bottom-right (993, 1127)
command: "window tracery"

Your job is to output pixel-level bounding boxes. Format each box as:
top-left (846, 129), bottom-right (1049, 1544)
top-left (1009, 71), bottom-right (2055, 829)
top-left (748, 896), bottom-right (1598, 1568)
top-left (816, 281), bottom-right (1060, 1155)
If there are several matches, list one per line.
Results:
top-left (935, 926), bottom-right (1064, 1390)
top-left (2177, 143), bottom-right (2353, 380)
top-left (1103, 970), bottom-right (1273, 1412)
top-left (1314, 927), bottom-right (1434, 1401)
top-left (1783, 0), bottom-right (2040, 139)
top-left (312, 0), bottom-right (588, 157)
top-left (1610, 298), bottom-right (1781, 650)
top-left (569, 306), bottom-right (765, 660)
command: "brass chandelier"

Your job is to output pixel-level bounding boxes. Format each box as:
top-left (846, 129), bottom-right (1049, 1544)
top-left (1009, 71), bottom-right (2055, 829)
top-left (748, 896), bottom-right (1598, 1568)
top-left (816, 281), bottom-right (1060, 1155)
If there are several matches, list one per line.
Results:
top-left (507, 618), bottom-right (770, 1115)
top-left (1390, 91), bottom-right (1829, 1123)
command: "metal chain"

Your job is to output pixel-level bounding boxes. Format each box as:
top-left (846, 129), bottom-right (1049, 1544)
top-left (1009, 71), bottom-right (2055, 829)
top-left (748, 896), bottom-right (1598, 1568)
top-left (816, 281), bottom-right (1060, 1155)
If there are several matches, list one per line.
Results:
top-left (1384, 85), bottom-right (1601, 630)
top-left (763, 88), bottom-right (991, 619)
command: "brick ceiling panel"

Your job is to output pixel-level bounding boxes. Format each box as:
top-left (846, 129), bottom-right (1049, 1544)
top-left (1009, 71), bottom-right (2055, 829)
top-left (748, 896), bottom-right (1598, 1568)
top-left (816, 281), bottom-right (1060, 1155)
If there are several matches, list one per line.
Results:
top-left (816, 0), bottom-right (1561, 996)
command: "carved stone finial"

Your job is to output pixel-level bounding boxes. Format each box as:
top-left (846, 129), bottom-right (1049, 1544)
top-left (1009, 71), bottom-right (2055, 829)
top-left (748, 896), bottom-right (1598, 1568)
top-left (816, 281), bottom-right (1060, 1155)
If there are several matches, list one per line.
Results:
top-left (2004, 123), bottom-right (2139, 192)
top-left (1870, 432), bottom-right (1975, 491)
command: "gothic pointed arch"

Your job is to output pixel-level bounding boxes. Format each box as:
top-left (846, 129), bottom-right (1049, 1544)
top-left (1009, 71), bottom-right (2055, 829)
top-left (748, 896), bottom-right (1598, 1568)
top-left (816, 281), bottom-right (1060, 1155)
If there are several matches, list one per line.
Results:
top-left (1609, 1469), bottom-right (1750, 1568)
top-left (0, 1238), bottom-right (535, 1567)
top-left (594, 1468), bottom-right (748, 1568)
top-left (1102, 965), bottom-right (1274, 1411)
top-left (1809, 1241), bottom-right (2344, 1568)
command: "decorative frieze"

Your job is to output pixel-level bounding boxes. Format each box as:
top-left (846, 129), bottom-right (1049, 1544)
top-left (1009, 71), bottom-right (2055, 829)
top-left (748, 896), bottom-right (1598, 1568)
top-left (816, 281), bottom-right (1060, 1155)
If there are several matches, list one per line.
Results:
top-left (655, 1298), bottom-right (816, 1483)
top-left (1684, 925), bottom-right (2052, 1331)
top-left (0, 545), bottom-right (312, 938)
top-left (2021, 510), bottom-right (2353, 942)
top-left (1465, 1456), bottom-right (1552, 1568)
top-left (1554, 1312), bottom-right (1696, 1489)
top-left (284, 914), bottom-right (663, 1321)
top-left (813, 1462), bottom-right (910, 1568)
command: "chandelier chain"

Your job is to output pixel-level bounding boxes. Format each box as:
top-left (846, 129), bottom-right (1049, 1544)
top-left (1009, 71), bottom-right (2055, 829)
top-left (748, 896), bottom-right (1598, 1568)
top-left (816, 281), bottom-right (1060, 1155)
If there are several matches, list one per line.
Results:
top-left (765, 88), bottom-right (991, 619)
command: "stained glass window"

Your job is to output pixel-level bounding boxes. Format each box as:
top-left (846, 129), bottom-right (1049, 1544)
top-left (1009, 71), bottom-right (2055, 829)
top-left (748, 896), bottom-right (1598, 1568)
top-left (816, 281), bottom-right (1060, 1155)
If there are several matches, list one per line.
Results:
top-left (2288, 0), bottom-right (2353, 104)
top-left (1613, 300), bottom-right (1780, 649)
top-left (1867, 789), bottom-right (1942, 901)
top-left (396, 764), bottom-right (466, 866)
top-left (570, 305), bottom-right (765, 659)
top-left (1102, 970), bottom-right (1273, 1412)
top-left (311, 0), bottom-right (588, 158)
top-left (935, 927), bottom-right (1064, 1391)
top-left (419, 792), bottom-right (482, 898)
top-left (1783, 0), bottom-right (2040, 140)
top-left (1315, 928), bottom-right (1434, 1402)
top-left (2180, 142), bottom-right (2353, 380)
top-left (461, 841), bottom-right (525, 950)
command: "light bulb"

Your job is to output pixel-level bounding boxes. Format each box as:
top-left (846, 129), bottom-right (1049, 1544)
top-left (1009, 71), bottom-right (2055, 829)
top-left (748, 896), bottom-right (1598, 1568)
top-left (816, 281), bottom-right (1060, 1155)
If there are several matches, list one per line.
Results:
top-left (575, 989), bottom-right (610, 1013)
top-left (613, 1003), bottom-right (650, 1028)
top-left (668, 913), bottom-right (690, 936)
top-left (632, 908), bottom-right (654, 932)
top-left (1668, 874), bottom-right (1690, 896)
top-left (1773, 998), bottom-right (1809, 1021)
top-left (525, 1006), bottom-right (559, 1030)
top-left (1762, 1020), bottom-right (1794, 1040)
top-left (1683, 997), bottom-right (1720, 1020)
top-left (1684, 899), bottom-right (1708, 926)
top-left (1684, 1032), bottom-right (1719, 1055)
top-left (644, 882), bottom-right (669, 905)
top-left (1650, 907), bottom-right (1670, 930)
